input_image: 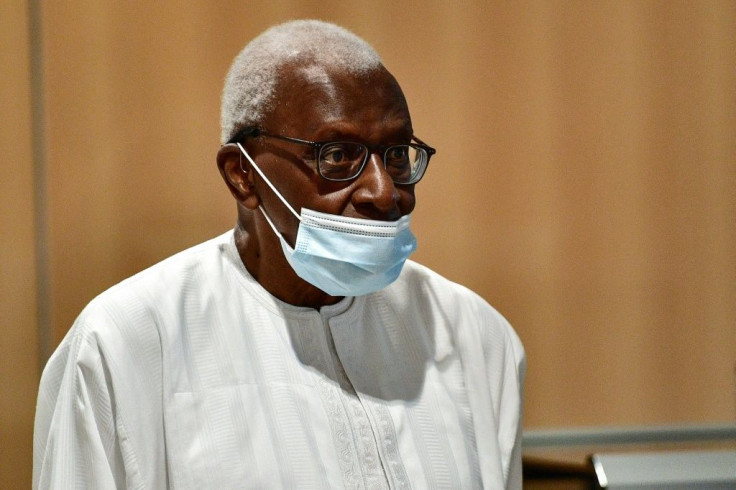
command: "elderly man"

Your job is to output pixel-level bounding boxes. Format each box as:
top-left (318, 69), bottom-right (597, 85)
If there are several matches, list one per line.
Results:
top-left (34, 20), bottom-right (525, 489)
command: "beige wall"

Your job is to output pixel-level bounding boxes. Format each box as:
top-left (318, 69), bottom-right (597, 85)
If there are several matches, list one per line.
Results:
top-left (3, 1), bottom-right (735, 487)
top-left (1, 2), bottom-right (38, 488)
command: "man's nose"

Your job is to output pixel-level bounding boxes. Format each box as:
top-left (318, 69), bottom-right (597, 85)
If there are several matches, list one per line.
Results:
top-left (350, 153), bottom-right (400, 217)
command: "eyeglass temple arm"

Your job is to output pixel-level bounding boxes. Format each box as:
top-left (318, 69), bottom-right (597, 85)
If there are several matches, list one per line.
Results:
top-left (411, 135), bottom-right (436, 155)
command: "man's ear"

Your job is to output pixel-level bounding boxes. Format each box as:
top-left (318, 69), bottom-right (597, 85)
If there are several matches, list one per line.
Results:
top-left (217, 144), bottom-right (260, 210)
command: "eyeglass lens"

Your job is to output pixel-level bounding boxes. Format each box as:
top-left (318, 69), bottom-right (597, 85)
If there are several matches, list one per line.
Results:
top-left (318, 143), bottom-right (425, 183)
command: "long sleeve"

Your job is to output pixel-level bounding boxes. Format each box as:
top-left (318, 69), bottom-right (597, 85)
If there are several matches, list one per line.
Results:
top-left (34, 326), bottom-right (129, 489)
top-left (33, 298), bottom-right (165, 490)
top-left (478, 304), bottom-right (525, 490)
top-left (497, 320), bottom-right (525, 490)
top-left (446, 286), bottom-right (525, 490)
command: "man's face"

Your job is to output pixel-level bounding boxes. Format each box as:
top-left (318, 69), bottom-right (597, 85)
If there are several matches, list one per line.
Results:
top-left (246, 63), bottom-right (416, 247)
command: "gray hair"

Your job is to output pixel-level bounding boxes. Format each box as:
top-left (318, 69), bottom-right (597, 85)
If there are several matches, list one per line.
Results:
top-left (220, 20), bottom-right (383, 144)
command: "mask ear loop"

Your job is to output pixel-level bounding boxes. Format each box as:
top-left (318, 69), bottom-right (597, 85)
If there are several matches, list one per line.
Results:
top-left (238, 149), bottom-right (254, 189)
top-left (236, 142), bottom-right (301, 221)
top-left (235, 143), bottom-right (298, 246)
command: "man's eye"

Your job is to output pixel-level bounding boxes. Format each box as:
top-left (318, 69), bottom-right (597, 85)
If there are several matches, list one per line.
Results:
top-left (389, 147), bottom-right (407, 159)
top-left (323, 148), bottom-right (345, 164)
top-left (321, 143), bottom-right (365, 166)
top-left (386, 146), bottom-right (411, 166)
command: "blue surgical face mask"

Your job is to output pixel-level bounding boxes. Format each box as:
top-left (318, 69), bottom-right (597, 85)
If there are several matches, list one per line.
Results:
top-left (237, 143), bottom-right (417, 297)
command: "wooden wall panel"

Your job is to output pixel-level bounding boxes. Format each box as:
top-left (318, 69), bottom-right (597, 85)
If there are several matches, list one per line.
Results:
top-left (3, 0), bottom-right (734, 485)
top-left (0, 2), bottom-right (38, 488)
top-left (37, 0), bottom-right (736, 439)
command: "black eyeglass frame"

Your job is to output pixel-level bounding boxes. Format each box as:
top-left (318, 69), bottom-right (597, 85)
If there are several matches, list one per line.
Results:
top-left (229, 127), bottom-right (436, 184)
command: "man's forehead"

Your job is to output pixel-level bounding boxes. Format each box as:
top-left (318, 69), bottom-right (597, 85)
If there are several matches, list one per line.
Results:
top-left (266, 61), bottom-right (411, 135)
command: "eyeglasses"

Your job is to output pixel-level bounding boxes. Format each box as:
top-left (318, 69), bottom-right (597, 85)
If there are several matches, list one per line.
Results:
top-left (230, 127), bottom-right (435, 184)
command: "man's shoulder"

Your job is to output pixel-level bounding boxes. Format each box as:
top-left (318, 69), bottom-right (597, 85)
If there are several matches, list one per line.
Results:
top-left (376, 261), bottom-right (524, 368)
top-left (42, 232), bottom-right (237, 388)
top-left (394, 259), bottom-right (487, 305)
top-left (75, 231), bottom-right (235, 332)
top-left (389, 259), bottom-right (525, 363)
top-left (111, 230), bottom-right (231, 288)
top-left (384, 260), bottom-right (507, 329)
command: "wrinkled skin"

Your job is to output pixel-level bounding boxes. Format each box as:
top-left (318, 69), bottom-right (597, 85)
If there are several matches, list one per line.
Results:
top-left (217, 63), bottom-right (416, 308)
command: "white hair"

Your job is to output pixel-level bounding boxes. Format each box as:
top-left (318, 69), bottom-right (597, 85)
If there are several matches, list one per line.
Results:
top-left (220, 20), bottom-right (383, 144)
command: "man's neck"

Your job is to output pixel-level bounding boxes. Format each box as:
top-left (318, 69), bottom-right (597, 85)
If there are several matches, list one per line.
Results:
top-left (234, 220), bottom-right (343, 309)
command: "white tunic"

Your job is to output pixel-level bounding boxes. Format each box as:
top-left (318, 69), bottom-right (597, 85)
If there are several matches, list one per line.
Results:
top-left (34, 231), bottom-right (525, 489)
